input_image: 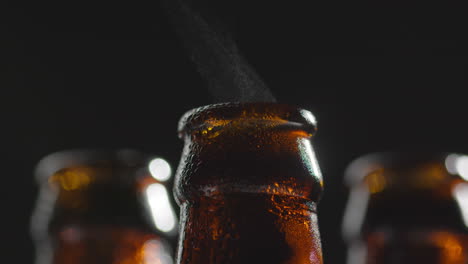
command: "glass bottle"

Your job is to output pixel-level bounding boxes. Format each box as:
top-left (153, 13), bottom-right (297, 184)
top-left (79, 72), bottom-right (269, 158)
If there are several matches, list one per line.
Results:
top-left (342, 152), bottom-right (468, 264)
top-left (31, 149), bottom-right (178, 264)
top-left (173, 102), bottom-right (324, 264)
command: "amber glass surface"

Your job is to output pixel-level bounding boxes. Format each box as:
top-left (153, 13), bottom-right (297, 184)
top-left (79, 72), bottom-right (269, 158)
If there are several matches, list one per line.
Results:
top-left (31, 150), bottom-right (176, 264)
top-left (174, 102), bottom-right (324, 264)
top-left (362, 231), bottom-right (468, 264)
top-left (343, 152), bottom-right (468, 264)
top-left (53, 226), bottom-right (172, 264)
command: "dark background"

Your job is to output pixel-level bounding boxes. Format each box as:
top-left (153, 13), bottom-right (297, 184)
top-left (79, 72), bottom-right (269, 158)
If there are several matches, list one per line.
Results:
top-left (2, 0), bottom-right (468, 263)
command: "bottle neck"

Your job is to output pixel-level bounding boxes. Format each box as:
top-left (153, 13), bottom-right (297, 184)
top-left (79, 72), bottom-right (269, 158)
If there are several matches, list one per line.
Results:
top-left (174, 103), bottom-right (323, 264)
top-left (176, 193), bottom-right (323, 264)
top-left (348, 231), bottom-right (468, 264)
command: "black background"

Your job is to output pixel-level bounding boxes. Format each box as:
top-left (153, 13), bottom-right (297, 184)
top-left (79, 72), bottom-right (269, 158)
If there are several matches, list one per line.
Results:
top-left (2, 0), bottom-right (468, 263)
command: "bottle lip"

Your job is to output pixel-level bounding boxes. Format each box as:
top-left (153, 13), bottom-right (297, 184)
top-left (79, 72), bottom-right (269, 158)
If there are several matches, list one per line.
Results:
top-left (34, 148), bottom-right (151, 183)
top-left (177, 102), bottom-right (318, 138)
top-left (344, 151), bottom-right (468, 186)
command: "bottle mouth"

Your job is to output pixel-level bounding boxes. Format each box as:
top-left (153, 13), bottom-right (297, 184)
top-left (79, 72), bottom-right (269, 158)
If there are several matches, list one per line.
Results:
top-left (344, 151), bottom-right (467, 189)
top-left (177, 102), bottom-right (318, 138)
top-left (34, 149), bottom-right (151, 184)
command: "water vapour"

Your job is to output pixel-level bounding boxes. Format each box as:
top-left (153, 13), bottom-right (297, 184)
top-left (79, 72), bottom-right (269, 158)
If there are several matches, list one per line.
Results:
top-left (161, 0), bottom-right (276, 103)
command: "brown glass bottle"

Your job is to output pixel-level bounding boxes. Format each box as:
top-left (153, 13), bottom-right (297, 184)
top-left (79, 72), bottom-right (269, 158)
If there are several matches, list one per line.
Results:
top-left (31, 149), bottom-right (177, 264)
top-left (173, 102), bottom-right (324, 264)
top-left (342, 152), bottom-right (468, 264)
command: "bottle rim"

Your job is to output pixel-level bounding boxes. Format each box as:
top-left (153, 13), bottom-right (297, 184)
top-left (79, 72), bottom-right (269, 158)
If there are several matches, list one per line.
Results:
top-left (343, 151), bottom-right (468, 186)
top-left (177, 102), bottom-right (318, 138)
top-left (34, 148), bottom-right (152, 183)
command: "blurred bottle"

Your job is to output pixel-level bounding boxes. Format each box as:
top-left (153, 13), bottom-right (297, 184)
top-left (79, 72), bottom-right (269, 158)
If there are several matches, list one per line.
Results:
top-left (342, 152), bottom-right (468, 264)
top-left (31, 149), bottom-right (178, 264)
top-left (173, 102), bottom-right (324, 264)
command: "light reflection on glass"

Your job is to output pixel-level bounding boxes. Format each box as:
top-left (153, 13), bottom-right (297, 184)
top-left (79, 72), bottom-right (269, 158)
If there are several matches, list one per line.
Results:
top-left (297, 138), bottom-right (322, 185)
top-left (145, 183), bottom-right (177, 233)
top-left (453, 182), bottom-right (468, 228)
top-left (342, 186), bottom-right (370, 241)
top-left (149, 158), bottom-right (172, 182)
top-left (455, 156), bottom-right (468, 181)
top-left (445, 154), bottom-right (459, 175)
top-left (299, 109), bottom-right (317, 126)
top-left (445, 154), bottom-right (468, 181)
